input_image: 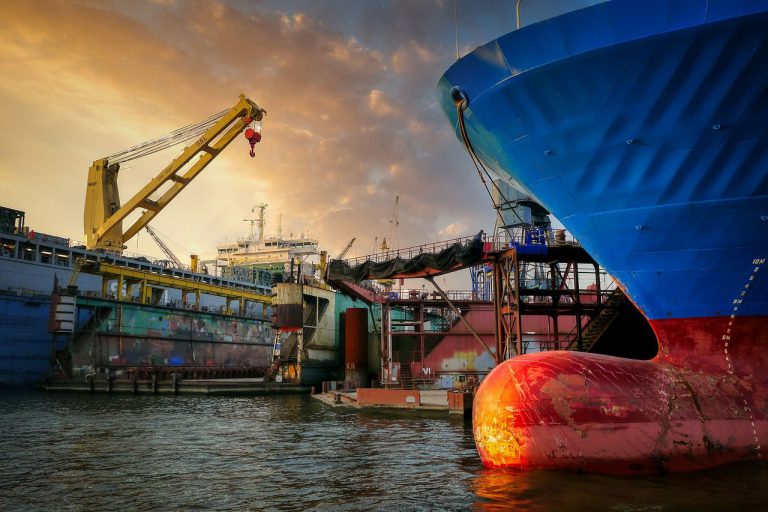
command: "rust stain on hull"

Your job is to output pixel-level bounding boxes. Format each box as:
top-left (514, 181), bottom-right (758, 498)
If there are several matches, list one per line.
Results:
top-left (473, 317), bottom-right (767, 473)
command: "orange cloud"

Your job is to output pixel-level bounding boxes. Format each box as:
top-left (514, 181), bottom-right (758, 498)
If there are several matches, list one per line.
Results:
top-left (0, 0), bottom-right (494, 266)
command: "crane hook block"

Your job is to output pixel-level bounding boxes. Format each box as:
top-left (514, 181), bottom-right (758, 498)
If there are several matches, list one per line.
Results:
top-left (245, 128), bottom-right (261, 157)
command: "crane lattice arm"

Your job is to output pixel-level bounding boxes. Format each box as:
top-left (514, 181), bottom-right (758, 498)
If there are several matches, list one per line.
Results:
top-left (84, 94), bottom-right (265, 252)
top-left (336, 237), bottom-right (356, 259)
top-left (144, 226), bottom-right (183, 269)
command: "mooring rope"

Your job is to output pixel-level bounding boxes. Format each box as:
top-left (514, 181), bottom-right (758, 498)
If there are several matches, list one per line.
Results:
top-left (452, 87), bottom-right (527, 233)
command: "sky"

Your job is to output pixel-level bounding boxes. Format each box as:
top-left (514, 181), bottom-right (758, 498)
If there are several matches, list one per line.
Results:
top-left (0, 0), bottom-right (592, 272)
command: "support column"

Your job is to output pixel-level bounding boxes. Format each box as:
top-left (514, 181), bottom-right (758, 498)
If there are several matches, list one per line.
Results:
top-left (594, 262), bottom-right (602, 306)
top-left (296, 331), bottom-right (304, 384)
top-left (117, 273), bottom-right (125, 301)
top-left (493, 257), bottom-right (505, 362)
top-left (574, 262), bottom-right (583, 351)
top-left (381, 302), bottom-right (391, 385)
top-left (513, 251), bottom-right (523, 357)
top-left (418, 305), bottom-right (424, 368)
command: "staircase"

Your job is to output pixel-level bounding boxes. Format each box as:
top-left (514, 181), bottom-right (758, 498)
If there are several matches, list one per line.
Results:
top-left (400, 364), bottom-right (414, 390)
top-left (567, 289), bottom-right (626, 352)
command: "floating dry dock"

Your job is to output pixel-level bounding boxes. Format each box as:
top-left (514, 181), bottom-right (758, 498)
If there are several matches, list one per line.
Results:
top-left (42, 374), bottom-right (309, 395)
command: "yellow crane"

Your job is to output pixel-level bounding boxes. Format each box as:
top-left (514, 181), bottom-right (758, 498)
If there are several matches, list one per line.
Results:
top-left (84, 94), bottom-right (265, 252)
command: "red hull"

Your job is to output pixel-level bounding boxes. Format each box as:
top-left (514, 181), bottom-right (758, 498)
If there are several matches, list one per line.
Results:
top-left (473, 317), bottom-right (767, 473)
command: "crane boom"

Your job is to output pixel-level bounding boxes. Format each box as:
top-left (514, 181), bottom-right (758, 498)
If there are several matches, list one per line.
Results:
top-left (84, 94), bottom-right (265, 252)
top-left (336, 237), bottom-right (356, 259)
top-left (144, 226), bottom-right (184, 269)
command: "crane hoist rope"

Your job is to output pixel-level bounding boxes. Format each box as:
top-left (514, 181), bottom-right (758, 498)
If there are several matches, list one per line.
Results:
top-left (84, 94), bottom-right (266, 253)
top-left (107, 109), bottom-right (229, 164)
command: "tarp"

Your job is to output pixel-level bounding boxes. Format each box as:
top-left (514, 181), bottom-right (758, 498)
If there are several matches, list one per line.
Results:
top-left (328, 238), bottom-right (484, 283)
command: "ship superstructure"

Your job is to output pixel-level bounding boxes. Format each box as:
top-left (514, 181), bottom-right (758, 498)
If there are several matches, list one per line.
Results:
top-left (216, 205), bottom-right (319, 280)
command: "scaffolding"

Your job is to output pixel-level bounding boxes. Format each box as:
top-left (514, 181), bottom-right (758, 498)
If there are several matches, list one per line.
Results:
top-left (326, 228), bottom-right (627, 388)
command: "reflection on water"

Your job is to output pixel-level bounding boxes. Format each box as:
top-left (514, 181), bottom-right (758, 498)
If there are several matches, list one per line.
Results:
top-left (471, 463), bottom-right (768, 511)
top-left (0, 389), bottom-right (766, 511)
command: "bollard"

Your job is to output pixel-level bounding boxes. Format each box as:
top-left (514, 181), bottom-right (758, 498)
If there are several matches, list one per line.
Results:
top-left (334, 393), bottom-right (342, 404)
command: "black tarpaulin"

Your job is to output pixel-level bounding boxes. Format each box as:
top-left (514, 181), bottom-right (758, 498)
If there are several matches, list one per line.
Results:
top-left (328, 238), bottom-right (484, 283)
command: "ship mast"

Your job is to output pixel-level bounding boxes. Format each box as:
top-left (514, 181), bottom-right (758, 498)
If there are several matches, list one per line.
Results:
top-left (243, 203), bottom-right (268, 250)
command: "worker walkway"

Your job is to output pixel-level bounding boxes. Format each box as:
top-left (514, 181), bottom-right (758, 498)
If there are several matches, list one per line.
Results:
top-left (328, 235), bottom-right (487, 283)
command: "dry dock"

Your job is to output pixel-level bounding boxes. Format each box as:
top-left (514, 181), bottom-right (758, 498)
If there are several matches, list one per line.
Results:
top-left (42, 376), bottom-right (310, 395)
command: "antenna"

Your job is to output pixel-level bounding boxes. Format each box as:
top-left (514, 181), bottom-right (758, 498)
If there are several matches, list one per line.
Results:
top-left (252, 203), bottom-right (268, 244)
top-left (454, 0), bottom-right (460, 60)
top-left (389, 195), bottom-right (400, 250)
top-left (243, 218), bottom-right (258, 243)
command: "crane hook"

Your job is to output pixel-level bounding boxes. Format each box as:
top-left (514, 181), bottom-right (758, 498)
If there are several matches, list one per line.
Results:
top-left (244, 119), bottom-right (262, 158)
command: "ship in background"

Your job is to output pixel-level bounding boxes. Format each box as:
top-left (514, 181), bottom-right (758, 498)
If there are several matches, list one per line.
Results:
top-left (214, 203), bottom-right (320, 284)
top-left (439, 0), bottom-right (768, 472)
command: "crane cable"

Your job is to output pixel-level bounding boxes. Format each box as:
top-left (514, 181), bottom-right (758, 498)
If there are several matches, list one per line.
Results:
top-left (107, 108), bottom-right (229, 164)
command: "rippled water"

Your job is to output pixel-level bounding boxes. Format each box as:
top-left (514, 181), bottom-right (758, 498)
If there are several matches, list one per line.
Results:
top-left (1, 389), bottom-right (766, 511)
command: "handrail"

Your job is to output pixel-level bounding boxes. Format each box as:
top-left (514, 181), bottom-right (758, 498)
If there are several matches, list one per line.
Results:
top-left (338, 227), bottom-right (579, 267)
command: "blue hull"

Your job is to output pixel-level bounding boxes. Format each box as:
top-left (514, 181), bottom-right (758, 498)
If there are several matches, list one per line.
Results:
top-left (0, 294), bottom-right (53, 384)
top-left (438, 0), bottom-right (768, 321)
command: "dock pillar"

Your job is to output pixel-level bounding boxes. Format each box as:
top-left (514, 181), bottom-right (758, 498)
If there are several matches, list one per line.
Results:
top-left (448, 390), bottom-right (473, 416)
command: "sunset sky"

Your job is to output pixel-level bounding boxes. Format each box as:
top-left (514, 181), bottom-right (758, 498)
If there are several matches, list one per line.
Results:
top-left (0, 0), bottom-right (592, 270)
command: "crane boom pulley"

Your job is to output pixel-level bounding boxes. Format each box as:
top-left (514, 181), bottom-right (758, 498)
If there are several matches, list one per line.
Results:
top-left (84, 94), bottom-right (265, 252)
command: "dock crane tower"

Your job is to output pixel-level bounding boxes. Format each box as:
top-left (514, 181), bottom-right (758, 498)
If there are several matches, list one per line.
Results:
top-left (84, 94), bottom-right (265, 252)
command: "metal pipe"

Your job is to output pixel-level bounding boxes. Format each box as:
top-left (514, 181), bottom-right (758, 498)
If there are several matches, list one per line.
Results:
top-left (516, 0), bottom-right (523, 30)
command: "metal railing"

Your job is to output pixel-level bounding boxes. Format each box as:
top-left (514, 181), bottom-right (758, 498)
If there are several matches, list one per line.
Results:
top-left (339, 228), bottom-right (579, 268)
top-left (385, 288), bottom-right (490, 302)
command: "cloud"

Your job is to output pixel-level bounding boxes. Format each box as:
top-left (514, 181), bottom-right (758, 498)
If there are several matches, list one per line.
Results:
top-left (0, 0), bottom-right (496, 264)
top-left (438, 222), bottom-right (469, 239)
top-left (368, 89), bottom-right (401, 117)
top-left (392, 41), bottom-right (438, 74)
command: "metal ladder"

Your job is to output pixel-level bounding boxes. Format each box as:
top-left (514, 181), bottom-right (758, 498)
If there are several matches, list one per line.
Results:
top-left (264, 331), bottom-right (283, 380)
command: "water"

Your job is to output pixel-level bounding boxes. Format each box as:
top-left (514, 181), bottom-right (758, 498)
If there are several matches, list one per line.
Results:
top-left (1, 389), bottom-right (766, 511)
